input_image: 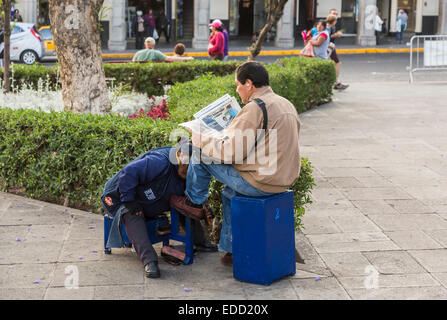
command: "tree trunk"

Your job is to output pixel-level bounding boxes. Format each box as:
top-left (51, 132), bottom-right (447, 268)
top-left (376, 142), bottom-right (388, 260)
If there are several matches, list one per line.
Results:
top-left (248, 0), bottom-right (289, 62)
top-left (3, 0), bottom-right (11, 93)
top-left (48, 0), bottom-right (111, 114)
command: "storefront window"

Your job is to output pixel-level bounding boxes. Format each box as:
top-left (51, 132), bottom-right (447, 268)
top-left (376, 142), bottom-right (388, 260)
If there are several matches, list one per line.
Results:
top-left (397, 0), bottom-right (416, 31)
top-left (253, 0), bottom-right (268, 34)
top-left (229, 0), bottom-right (239, 36)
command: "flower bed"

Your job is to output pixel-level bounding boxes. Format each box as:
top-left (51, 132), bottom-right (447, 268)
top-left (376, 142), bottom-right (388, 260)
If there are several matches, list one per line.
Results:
top-left (0, 79), bottom-right (165, 117)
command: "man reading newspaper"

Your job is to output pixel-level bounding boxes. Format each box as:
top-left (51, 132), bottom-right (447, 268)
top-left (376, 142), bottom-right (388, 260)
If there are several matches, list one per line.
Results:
top-left (170, 62), bottom-right (302, 265)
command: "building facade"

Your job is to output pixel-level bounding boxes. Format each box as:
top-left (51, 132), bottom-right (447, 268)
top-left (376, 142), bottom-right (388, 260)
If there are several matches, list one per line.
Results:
top-left (12, 0), bottom-right (447, 50)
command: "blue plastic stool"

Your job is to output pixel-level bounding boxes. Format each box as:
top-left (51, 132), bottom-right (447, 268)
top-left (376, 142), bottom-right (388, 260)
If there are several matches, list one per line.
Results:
top-left (231, 191), bottom-right (296, 285)
top-left (103, 208), bottom-right (194, 265)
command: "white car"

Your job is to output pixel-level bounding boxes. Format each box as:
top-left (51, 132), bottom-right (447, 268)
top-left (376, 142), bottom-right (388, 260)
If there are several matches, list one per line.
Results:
top-left (9, 23), bottom-right (44, 65)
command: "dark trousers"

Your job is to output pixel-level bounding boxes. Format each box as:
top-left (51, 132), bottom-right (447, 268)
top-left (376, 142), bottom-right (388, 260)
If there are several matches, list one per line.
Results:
top-left (157, 27), bottom-right (170, 42)
top-left (375, 31), bottom-right (382, 45)
top-left (136, 31), bottom-right (145, 49)
top-left (122, 211), bottom-right (207, 267)
top-left (146, 26), bottom-right (154, 38)
top-left (210, 53), bottom-right (224, 61)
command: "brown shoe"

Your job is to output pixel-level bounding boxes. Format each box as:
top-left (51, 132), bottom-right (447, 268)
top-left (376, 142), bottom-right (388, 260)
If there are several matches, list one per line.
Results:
top-left (221, 252), bottom-right (233, 266)
top-left (170, 195), bottom-right (205, 221)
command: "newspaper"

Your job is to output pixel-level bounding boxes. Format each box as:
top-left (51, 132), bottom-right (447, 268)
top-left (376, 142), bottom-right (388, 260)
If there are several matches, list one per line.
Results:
top-left (180, 94), bottom-right (241, 138)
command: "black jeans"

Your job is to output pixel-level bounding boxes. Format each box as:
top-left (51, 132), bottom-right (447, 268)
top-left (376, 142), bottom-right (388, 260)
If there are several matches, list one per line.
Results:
top-left (136, 31), bottom-right (145, 50)
top-left (122, 211), bottom-right (208, 267)
top-left (157, 27), bottom-right (170, 42)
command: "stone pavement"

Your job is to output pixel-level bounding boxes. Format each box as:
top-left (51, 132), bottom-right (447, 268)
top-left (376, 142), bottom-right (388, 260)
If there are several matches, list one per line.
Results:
top-left (1, 80), bottom-right (447, 300)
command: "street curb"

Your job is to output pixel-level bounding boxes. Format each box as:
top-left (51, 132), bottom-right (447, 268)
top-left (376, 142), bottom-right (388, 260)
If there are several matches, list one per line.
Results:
top-left (102, 47), bottom-right (422, 59)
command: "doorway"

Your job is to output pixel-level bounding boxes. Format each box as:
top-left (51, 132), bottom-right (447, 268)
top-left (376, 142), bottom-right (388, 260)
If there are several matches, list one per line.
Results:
top-left (298, 0), bottom-right (316, 31)
top-left (37, 0), bottom-right (50, 27)
top-left (397, 0), bottom-right (417, 31)
top-left (239, 0), bottom-right (254, 36)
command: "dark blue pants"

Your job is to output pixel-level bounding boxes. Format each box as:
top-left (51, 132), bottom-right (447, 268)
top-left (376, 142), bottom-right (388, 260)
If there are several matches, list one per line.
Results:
top-left (122, 211), bottom-right (207, 267)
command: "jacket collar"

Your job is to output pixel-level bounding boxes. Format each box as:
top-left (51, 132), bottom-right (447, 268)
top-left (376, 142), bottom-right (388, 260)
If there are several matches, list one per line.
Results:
top-left (249, 86), bottom-right (273, 102)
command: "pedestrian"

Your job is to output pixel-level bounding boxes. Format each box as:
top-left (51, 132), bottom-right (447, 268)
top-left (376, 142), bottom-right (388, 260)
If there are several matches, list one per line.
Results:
top-left (12, 9), bottom-right (23, 22)
top-left (174, 43), bottom-right (186, 57)
top-left (169, 62), bottom-right (302, 266)
top-left (132, 37), bottom-right (193, 62)
top-left (328, 8), bottom-right (343, 40)
top-left (210, 19), bottom-right (229, 61)
top-left (133, 11), bottom-right (146, 50)
top-left (375, 11), bottom-right (384, 45)
top-left (396, 9), bottom-right (408, 44)
top-left (326, 14), bottom-right (349, 90)
top-left (308, 20), bottom-right (330, 60)
top-left (208, 21), bottom-right (225, 61)
top-left (156, 9), bottom-right (170, 43)
top-left (102, 140), bottom-right (217, 279)
top-left (144, 9), bottom-right (156, 38)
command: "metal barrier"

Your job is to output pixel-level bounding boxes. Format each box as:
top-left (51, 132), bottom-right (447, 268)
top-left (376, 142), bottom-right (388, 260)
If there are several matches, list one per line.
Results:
top-left (408, 35), bottom-right (447, 83)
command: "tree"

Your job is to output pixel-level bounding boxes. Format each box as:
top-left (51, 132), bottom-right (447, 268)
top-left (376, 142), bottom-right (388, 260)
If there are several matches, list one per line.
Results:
top-left (48, 0), bottom-right (111, 114)
top-left (248, 0), bottom-right (289, 62)
top-left (2, 0), bottom-right (11, 93)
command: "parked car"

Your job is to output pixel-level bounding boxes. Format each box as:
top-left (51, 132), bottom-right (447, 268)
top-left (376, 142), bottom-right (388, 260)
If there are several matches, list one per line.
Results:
top-left (7, 23), bottom-right (44, 65)
top-left (38, 25), bottom-right (56, 56)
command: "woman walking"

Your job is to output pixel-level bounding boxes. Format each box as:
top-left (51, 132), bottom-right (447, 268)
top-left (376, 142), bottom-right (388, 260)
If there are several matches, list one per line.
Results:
top-left (208, 21), bottom-right (225, 61)
top-left (145, 9), bottom-right (156, 38)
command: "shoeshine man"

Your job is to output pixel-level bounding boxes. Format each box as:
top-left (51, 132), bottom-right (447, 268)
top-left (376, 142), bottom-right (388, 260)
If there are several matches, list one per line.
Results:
top-left (170, 62), bottom-right (302, 266)
top-left (102, 140), bottom-right (217, 279)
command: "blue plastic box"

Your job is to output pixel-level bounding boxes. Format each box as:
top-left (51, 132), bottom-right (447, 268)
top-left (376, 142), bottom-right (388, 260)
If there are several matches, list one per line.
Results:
top-left (231, 191), bottom-right (296, 285)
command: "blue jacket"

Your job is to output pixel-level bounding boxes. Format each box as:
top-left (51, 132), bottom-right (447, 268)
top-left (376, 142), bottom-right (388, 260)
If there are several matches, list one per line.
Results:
top-left (103, 147), bottom-right (185, 248)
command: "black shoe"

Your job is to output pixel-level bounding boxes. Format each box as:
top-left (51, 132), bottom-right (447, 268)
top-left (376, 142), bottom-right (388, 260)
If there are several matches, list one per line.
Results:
top-left (195, 242), bottom-right (218, 253)
top-left (334, 82), bottom-right (349, 90)
top-left (144, 261), bottom-right (160, 278)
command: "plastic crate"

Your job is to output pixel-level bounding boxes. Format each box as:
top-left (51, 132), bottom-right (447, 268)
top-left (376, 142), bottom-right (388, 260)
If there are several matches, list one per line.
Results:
top-left (231, 191), bottom-right (296, 285)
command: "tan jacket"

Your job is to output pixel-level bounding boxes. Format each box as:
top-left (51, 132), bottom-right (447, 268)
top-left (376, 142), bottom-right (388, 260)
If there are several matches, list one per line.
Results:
top-left (199, 86), bottom-right (301, 193)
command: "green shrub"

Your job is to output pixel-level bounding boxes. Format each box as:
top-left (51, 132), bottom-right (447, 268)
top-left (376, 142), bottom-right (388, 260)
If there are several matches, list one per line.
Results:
top-left (167, 57), bottom-right (336, 117)
top-left (1, 61), bottom-right (241, 97)
top-left (0, 57), bottom-right (324, 230)
top-left (104, 60), bottom-right (241, 97)
top-left (0, 107), bottom-right (177, 211)
top-left (276, 57), bottom-right (337, 110)
top-left (0, 64), bottom-right (60, 91)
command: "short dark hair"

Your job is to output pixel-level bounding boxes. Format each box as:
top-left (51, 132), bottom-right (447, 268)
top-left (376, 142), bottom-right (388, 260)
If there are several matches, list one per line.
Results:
top-left (236, 62), bottom-right (269, 88)
top-left (317, 20), bottom-right (327, 29)
top-left (174, 43), bottom-right (185, 56)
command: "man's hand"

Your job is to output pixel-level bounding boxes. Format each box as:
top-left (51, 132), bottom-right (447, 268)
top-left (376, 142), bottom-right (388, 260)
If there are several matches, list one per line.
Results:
top-left (124, 201), bottom-right (144, 216)
top-left (335, 30), bottom-right (343, 37)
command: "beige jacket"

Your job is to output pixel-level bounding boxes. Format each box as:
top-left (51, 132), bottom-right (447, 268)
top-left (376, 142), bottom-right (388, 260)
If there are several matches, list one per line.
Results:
top-left (199, 86), bottom-right (301, 194)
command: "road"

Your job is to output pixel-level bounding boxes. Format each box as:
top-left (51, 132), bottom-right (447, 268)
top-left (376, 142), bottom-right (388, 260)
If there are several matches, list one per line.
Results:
top-left (40, 52), bottom-right (447, 83)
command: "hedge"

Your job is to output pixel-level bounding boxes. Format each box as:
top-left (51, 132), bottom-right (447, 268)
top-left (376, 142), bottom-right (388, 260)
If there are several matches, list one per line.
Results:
top-left (0, 108), bottom-right (177, 210)
top-left (1, 61), bottom-right (241, 97)
top-left (0, 57), bottom-right (329, 229)
top-left (0, 107), bottom-right (314, 230)
top-left (168, 56), bottom-right (336, 118)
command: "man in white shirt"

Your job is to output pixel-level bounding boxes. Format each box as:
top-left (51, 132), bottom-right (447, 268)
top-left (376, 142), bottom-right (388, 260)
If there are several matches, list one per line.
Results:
top-left (375, 12), bottom-right (384, 45)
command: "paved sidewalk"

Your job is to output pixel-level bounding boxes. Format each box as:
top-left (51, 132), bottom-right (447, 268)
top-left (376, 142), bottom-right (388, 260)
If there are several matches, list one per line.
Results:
top-left (1, 81), bottom-right (447, 300)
